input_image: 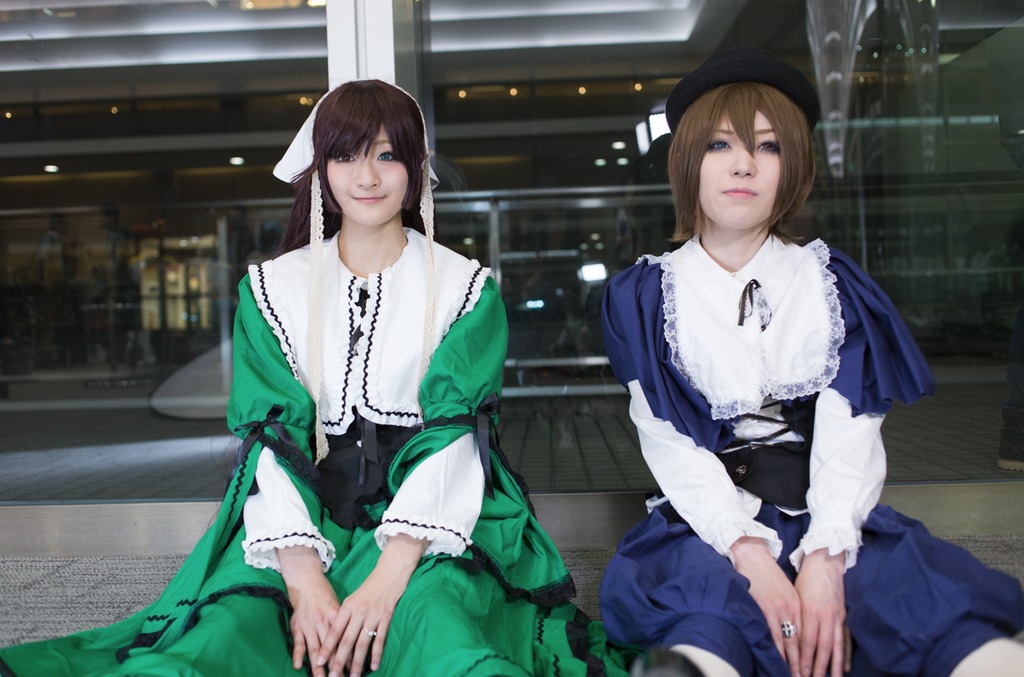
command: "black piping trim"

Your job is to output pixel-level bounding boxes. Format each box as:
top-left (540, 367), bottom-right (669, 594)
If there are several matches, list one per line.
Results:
top-left (380, 518), bottom-right (469, 545)
top-left (456, 653), bottom-right (519, 676)
top-left (455, 265), bottom-right (486, 319)
top-left (116, 585), bottom-right (291, 664)
top-left (334, 275), bottom-right (358, 425)
top-left (359, 275), bottom-right (418, 420)
top-left (537, 606), bottom-right (551, 644)
top-left (245, 531), bottom-right (326, 547)
top-left (448, 542), bottom-right (576, 609)
top-left (360, 275), bottom-right (382, 413)
top-left (225, 438), bottom-right (255, 516)
top-left (327, 272), bottom-right (419, 426)
top-left (254, 264), bottom-right (297, 376)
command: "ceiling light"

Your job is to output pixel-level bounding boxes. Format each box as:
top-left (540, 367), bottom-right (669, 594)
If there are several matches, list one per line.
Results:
top-left (578, 262), bottom-right (608, 283)
top-left (611, 141), bottom-right (626, 150)
top-left (44, 165), bottom-right (59, 173)
top-left (578, 86), bottom-right (587, 95)
top-left (229, 157), bottom-right (245, 166)
top-left (509, 87), bottom-right (518, 96)
top-left (594, 158), bottom-right (607, 167)
top-left (458, 89), bottom-right (467, 99)
top-left (634, 83), bottom-right (643, 92)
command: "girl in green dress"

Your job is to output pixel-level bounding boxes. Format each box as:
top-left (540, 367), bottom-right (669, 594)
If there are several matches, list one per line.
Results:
top-left (0, 80), bottom-right (636, 677)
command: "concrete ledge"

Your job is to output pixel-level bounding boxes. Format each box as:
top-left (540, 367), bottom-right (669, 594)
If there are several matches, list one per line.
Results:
top-left (2, 483), bottom-right (1021, 557)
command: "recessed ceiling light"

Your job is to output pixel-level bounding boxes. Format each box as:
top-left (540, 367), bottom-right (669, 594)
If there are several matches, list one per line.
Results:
top-left (229, 157), bottom-right (245, 166)
top-left (44, 165), bottom-right (59, 173)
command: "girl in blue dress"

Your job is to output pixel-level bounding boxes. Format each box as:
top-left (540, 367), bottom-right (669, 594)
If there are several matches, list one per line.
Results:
top-left (600, 47), bottom-right (1024, 677)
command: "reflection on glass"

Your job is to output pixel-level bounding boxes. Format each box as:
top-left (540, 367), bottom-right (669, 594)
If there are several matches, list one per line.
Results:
top-left (1, 1), bottom-right (1023, 501)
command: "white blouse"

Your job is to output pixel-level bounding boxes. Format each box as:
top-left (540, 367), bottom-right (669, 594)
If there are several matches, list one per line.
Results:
top-left (635, 236), bottom-right (886, 571)
top-left (240, 231), bottom-right (490, 572)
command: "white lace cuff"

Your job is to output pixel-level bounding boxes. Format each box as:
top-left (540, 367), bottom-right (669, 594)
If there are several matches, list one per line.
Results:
top-left (374, 513), bottom-right (472, 557)
top-left (790, 527), bottom-right (862, 572)
top-left (242, 529), bottom-right (336, 573)
top-left (716, 518), bottom-right (784, 564)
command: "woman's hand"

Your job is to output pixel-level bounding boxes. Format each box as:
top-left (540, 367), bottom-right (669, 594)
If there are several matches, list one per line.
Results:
top-left (318, 534), bottom-right (428, 677)
top-left (794, 549), bottom-right (850, 677)
top-left (278, 546), bottom-right (341, 677)
top-left (731, 537), bottom-right (803, 676)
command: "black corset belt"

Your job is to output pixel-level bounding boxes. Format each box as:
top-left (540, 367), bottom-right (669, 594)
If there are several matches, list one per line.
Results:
top-left (716, 395), bottom-right (818, 510)
top-left (317, 414), bottom-right (416, 530)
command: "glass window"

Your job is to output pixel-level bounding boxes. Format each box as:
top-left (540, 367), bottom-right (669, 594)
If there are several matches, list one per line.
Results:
top-left (0, 0), bottom-right (326, 501)
top-left (2, 0), bottom-right (1022, 502)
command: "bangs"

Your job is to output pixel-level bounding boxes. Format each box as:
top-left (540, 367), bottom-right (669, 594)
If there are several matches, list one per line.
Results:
top-left (316, 95), bottom-right (389, 160)
top-left (668, 81), bottom-right (815, 242)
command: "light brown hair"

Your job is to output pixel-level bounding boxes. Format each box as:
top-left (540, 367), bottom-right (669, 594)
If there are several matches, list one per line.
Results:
top-left (667, 82), bottom-right (815, 242)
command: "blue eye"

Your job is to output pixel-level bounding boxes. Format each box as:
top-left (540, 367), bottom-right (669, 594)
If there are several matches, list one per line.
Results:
top-left (707, 139), bottom-right (729, 152)
top-left (378, 151), bottom-right (395, 161)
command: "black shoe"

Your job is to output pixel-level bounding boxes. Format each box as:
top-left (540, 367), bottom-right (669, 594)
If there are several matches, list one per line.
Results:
top-left (998, 406), bottom-right (1024, 471)
top-left (630, 649), bottom-right (706, 677)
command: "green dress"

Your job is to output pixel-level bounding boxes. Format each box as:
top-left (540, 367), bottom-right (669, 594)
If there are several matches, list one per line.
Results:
top-left (0, 249), bottom-right (636, 676)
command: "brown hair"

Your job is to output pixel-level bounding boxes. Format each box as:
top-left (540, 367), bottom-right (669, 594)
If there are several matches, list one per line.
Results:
top-left (277, 80), bottom-right (431, 255)
top-left (667, 82), bottom-right (815, 242)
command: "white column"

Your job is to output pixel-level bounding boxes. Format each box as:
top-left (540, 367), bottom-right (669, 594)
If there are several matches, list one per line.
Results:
top-left (326, 0), bottom-right (397, 87)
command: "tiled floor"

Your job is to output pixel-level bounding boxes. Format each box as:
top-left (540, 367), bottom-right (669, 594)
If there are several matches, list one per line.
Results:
top-left (1, 374), bottom-right (1021, 502)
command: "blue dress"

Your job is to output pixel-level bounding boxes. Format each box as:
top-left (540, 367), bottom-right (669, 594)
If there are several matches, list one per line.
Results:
top-left (599, 239), bottom-right (1024, 676)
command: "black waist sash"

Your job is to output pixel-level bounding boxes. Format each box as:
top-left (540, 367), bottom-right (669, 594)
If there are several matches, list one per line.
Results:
top-left (317, 415), bottom-right (416, 529)
top-left (716, 395), bottom-right (818, 509)
top-left (236, 395), bottom-right (501, 530)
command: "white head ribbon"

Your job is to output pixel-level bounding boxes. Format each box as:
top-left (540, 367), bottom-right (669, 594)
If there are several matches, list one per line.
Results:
top-left (273, 82), bottom-right (439, 188)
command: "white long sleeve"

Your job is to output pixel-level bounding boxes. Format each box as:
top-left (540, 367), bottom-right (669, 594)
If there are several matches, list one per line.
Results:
top-left (242, 432), bottom-right (484, 572)
top-left (792, 386), bottom-right (886, 571)
top-left (375, 431), bottom-right (484, 557)
top-left (627, 380), bottom-right (783, 562)
top-left (242, 447), bottom-right (336, 572)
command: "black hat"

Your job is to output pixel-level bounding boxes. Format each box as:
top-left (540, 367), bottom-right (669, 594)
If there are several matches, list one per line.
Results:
top-left (664, 47), bottom-right (820, 134)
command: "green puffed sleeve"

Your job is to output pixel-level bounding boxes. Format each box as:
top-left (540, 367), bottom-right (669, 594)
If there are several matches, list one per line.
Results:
top-left (387, 275), bottom-right (507, 490)
top-left (225, 276), bottom-right (338, 539)
top-left (389, 276), bottom-right (575, 605)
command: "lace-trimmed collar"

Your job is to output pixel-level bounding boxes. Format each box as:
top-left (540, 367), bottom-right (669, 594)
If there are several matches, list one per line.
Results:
top-left (658, 236), bottom-right (844, 420)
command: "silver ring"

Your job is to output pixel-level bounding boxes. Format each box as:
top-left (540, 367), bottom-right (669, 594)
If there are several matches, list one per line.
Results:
top-left (365, 629), bottom-right (377, 639)
top-left (781, 621), bottom-right (797, 639)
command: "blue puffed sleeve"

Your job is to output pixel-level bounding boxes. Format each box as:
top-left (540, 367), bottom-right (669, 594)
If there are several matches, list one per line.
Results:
top-left (827, 247), bottom-right (935, 415)
top-left (602, 259), bottom-right (737, 451)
